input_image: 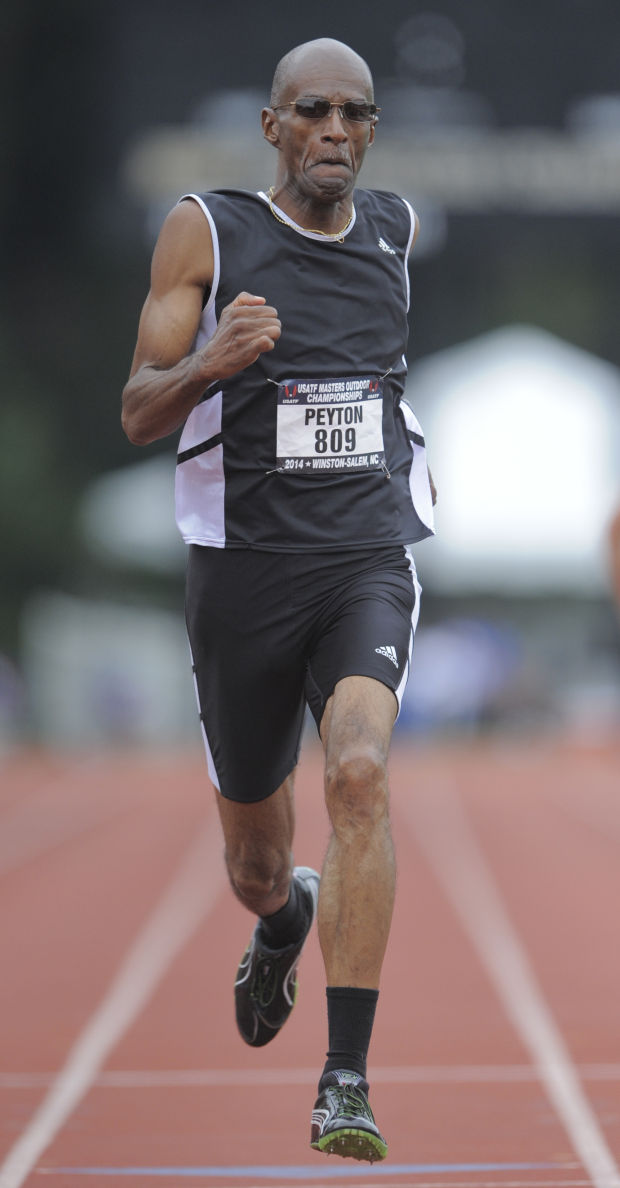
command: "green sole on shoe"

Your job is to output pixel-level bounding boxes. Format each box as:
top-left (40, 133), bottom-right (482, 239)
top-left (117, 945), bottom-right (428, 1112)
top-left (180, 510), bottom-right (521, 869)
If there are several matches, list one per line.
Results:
top-left (311, 1127), bottom-right (387, 1162)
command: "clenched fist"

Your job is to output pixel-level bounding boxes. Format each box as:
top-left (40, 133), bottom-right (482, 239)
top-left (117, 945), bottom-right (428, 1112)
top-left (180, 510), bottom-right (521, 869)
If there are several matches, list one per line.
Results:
top-left (200, 291), bottom-right (281, 380)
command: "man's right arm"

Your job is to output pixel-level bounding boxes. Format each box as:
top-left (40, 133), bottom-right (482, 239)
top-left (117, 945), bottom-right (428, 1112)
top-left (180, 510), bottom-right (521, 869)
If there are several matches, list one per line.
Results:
top-left (121, 199), bottom-right (281, 446)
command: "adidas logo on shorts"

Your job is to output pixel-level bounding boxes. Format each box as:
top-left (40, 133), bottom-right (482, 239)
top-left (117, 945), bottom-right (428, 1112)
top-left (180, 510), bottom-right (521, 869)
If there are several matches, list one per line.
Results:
top-left (375, 644), bottom-right (398, 667)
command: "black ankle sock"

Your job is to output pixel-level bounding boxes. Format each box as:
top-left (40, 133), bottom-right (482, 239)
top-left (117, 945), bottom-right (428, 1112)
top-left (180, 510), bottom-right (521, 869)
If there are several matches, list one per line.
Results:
top-left (259, 874), bottom-right (309, 949)
top-left (319, 986), bottom-right (379, 1091)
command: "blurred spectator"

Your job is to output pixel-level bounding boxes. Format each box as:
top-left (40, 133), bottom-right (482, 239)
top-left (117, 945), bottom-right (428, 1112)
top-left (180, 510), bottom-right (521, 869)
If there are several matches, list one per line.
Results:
top-left (398, 617), bottom-right (522, 733)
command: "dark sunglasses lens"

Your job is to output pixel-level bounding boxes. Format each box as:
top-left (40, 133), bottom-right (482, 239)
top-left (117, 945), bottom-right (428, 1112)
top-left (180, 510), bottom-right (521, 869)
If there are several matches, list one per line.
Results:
top-left (342, 102), bottom-right (376, 121)
top-left (293, 99), bottom-right (378, 121)
top-left (295, 99), bottom-right (332, 118)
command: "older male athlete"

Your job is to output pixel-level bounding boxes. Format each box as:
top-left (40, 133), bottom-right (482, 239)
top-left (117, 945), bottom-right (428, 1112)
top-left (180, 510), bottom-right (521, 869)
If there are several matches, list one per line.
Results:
top-left (122, 38), bottom-right (435, 1162)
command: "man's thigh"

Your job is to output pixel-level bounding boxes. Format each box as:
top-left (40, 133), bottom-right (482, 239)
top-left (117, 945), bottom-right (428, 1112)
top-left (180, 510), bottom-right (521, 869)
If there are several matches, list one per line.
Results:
top-left (320, 674), bottom-right (398, 764)
top-left (185, 546), bottom-right (307, 803)
top-left (304, 546), bottom-right (421, 734)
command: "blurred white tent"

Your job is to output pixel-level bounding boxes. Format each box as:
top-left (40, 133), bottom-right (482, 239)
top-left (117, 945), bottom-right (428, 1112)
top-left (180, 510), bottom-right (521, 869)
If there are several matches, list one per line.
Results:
top-left (409, 325), bottom-right (620, 593)
top-left (81, 453), bottom-right (185, 572)
top-left (22, 592), bottom-right (196, 745)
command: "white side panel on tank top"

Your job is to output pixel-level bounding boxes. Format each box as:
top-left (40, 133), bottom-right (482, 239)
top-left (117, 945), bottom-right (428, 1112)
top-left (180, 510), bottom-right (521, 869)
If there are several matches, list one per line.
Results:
top-left (174, 194), bottom-right (227, 547)
top-left (175, 390), bottom-right (225, 546)
top-left (399, 399), bottom-right (435, 535)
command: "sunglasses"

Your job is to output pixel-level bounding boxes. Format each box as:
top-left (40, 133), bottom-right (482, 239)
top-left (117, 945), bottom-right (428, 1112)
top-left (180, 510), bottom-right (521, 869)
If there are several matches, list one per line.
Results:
top-left (273, 98), bottom-right (380, 124)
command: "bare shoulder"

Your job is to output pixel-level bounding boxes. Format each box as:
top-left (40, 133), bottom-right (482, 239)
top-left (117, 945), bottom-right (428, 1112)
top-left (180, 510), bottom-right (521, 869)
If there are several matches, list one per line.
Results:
top-left (150, 197), bottom-right (215, 295)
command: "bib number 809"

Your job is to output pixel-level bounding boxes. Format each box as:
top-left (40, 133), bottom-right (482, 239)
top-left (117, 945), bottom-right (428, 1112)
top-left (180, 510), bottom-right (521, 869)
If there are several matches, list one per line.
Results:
top-left (315, 427), bottom-right (356, 454)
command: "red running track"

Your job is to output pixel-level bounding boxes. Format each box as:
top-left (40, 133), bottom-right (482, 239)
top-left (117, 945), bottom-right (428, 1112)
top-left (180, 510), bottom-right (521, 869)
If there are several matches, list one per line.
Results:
top-left (0, 739), bottom-right (619, 1188)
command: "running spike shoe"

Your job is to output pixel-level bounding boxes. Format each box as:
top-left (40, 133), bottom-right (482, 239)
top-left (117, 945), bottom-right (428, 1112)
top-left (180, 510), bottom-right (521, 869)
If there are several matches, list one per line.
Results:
top-left (234, 866), bottom-right (319, 1047)
top-left (310, 1070), bottom-right (388, 1162)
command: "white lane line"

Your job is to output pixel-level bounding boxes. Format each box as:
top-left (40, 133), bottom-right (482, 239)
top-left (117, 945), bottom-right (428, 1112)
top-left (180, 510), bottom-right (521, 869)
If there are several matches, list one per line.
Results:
top-left (3, 1064), bottom-right (620, 1090)
top-left (0, 819), bottom-right (226, 1188)
top-left (402, 781), bottom-right (620, 1188)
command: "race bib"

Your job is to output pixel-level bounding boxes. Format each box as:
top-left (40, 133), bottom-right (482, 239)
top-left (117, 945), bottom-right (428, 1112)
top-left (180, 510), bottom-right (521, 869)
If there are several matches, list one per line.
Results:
top-left (275, 375), bottom-right (385, 475)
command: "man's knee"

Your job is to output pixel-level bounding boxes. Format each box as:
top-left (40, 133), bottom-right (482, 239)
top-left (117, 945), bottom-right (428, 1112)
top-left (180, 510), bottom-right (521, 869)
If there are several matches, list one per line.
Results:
top-left (216, 776), bottom-right (295, 915)
top-left (325, 745), bottom-right (389, 832)
top-left (224, 842), bottom-right (292, 915)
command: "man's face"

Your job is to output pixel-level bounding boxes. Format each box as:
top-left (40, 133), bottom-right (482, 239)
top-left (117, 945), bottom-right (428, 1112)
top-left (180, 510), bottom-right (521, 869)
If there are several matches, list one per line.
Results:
top-left (262, 54), bottom-right (376, 204)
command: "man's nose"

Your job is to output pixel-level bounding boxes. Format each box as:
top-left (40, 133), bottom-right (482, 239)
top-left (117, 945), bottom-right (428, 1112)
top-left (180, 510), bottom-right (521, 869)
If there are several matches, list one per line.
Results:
top-left (320, 107), bottom-right (349, 141)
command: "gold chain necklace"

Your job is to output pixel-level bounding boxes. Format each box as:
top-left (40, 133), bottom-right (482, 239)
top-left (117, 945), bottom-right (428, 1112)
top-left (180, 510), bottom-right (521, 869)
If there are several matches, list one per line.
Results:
top-left (266, 187), bottom-right (353, 244)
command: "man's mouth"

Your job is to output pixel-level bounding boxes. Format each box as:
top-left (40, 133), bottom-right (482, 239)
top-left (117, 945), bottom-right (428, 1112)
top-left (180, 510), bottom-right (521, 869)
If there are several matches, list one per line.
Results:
top-left (311, 158), bottom-right (351, 170)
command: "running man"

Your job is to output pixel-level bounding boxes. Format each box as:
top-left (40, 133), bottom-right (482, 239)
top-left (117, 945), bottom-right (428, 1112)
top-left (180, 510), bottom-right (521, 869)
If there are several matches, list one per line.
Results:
top-left (122, 38), bottom-right (435, 1162)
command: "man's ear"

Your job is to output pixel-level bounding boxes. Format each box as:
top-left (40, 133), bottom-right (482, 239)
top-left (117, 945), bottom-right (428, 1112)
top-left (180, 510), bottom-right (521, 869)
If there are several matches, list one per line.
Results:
top-left (368, 121), bottom-right (376, 147)
top-left (261, 108), bottom-right (280, 148)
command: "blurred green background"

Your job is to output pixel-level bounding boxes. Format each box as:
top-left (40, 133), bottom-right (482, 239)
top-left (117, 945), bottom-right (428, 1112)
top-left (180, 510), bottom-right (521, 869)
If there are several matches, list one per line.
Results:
top-left (2, 0), bottom-right (619, 745)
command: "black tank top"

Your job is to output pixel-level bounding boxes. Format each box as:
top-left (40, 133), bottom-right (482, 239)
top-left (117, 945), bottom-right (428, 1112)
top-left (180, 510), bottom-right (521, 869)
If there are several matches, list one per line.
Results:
top-left (175, 187), bottom-right (434, 550)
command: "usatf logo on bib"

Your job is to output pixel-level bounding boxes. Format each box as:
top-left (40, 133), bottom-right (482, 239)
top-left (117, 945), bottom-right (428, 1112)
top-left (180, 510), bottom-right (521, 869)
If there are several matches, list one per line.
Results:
top-left (274, 375), bottom-right (386, 476)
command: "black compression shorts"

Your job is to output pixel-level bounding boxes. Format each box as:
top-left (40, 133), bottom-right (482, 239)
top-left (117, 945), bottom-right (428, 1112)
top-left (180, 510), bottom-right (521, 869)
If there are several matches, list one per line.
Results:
top-left (185, 545), bottom-right (421, 803)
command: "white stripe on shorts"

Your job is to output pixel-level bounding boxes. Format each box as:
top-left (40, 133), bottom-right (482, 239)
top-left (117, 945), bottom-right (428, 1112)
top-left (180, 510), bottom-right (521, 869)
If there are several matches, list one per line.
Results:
top-left (188, 644), bottom-right (220, 791)
top-left (394, 545), bottom-right (422, 717)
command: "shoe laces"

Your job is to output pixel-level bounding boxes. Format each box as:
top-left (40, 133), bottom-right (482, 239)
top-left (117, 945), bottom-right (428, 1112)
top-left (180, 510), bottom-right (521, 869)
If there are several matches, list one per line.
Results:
top-left (252, 957), bottom-right (278, 1007)
top-left (328, 1084), bottom-right (373, 1122)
